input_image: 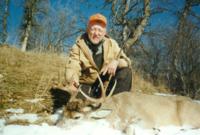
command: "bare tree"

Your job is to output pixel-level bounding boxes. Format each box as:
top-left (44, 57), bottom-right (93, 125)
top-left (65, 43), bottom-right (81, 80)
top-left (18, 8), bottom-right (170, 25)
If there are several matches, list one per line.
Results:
top-left (0, 0), bottom-right (10, 44)
top-left (166, 0), bottom-right (200, 98)
top-left (105, 0), bottom-right (200, 98)
top-left (20, 0), bottom-right (47, 52)
top-left (104, 0), bottom-right (150, 51)
top-left (27, 2), bottom-right (83, 53)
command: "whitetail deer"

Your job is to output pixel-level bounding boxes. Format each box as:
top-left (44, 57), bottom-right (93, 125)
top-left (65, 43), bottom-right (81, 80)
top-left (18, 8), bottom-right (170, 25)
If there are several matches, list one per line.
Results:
top-left (54, 74), bottom-right (200, 135)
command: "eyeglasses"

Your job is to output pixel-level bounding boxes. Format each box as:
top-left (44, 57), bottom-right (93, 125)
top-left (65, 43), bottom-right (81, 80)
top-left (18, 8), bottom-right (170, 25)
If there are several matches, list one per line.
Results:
top-left (89, 25), bottom-right (105, 35)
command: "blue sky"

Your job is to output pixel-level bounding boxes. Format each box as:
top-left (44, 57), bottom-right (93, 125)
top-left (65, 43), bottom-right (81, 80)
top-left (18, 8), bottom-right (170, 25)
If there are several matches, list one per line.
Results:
top-left (8, 0), bottom-right (109, 30)
top-left (7, 0), bottom-right (110, 45)
top-left (7, 1), bottom-right (23, 44)
top-left (5, 0), bottom-right (200, 46)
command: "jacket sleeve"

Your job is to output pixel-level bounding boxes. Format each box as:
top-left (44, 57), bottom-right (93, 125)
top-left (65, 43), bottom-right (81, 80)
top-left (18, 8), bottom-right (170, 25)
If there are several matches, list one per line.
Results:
top-left (110, 39), bottom-right (131, 68)
top-left (65, 45), bottom-right (81, 84)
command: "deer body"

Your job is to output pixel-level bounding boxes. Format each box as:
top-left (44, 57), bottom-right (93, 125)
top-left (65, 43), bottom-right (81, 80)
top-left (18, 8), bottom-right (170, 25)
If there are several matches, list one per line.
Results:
top-left (97, 92), bottom-right (200, 130)
top-left (60, 92), bottom-right (200, 133)
top-left (54, 77), bottom-right (200, 134)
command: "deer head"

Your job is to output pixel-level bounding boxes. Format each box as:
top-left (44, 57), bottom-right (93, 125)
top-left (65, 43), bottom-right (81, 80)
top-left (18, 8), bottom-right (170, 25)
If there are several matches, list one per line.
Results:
top-left (52, 73), bottom-right (117, 115)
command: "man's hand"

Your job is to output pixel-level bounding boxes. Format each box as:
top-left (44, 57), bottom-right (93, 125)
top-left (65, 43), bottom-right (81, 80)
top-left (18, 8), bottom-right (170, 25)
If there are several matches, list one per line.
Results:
top-left (68, 80), bottom-right (79, 92)
top-left (101, 60), bottom-right (119, 76)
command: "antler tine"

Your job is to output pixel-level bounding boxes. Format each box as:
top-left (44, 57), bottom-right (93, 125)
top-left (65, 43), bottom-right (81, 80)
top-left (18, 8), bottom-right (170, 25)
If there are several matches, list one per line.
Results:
top-left (78, 86), bottom-right (102, 103)
top-left (78, 73), bottom-right (106, 103)
top-left (106, 79), bottom-right (117, 98)
top-left (96, 73), bottom-right (106, 99)
top-left (78, 73), bottom-right (116, 103)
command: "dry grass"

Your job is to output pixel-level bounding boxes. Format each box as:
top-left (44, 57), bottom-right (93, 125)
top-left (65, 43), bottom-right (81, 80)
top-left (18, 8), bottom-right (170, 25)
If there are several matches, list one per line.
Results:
top-left (132, 72), bottom-right (170, 94)
top-left (0, 46), bottom-right (170, 120)
top-left (0, 46), bottom-right (67, 117)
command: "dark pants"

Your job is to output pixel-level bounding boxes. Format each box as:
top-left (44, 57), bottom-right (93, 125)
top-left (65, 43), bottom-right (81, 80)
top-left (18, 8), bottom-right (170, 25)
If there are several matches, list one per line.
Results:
top-left (79, 67), bottom-right (132, 98)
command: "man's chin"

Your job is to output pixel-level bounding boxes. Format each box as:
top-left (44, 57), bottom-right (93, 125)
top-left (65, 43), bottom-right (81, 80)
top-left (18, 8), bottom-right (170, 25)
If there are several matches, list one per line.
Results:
top-left (91, 40), bottom-right (101, 45)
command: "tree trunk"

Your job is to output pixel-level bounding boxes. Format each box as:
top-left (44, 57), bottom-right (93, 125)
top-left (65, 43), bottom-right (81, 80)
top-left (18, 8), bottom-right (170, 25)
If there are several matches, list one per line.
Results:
top-left (21, 21), bottom-right (32, 52)
top-left (170, 0), bottom-right (193, 94)
top-left (2, 0), bottom-right (9, 43)
top-left (122, 0), bottom-right (131, 43)
top-left (125, 0), bottom-right (150, 49)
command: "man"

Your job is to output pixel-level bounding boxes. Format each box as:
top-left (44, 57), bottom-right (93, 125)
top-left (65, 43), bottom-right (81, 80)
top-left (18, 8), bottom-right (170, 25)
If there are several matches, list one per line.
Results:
top-left (65, 13), bottom-right (132, 98)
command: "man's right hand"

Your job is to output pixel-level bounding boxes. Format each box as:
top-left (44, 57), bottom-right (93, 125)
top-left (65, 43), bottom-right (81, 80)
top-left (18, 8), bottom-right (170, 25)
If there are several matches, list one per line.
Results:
top-left (68, 81), bottom-right (79, 92)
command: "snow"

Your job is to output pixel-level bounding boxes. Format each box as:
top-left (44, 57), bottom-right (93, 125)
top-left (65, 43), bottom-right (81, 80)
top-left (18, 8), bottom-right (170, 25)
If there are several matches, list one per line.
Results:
top-left (6, 108), bottom-right (24, 114)
top-left (0, 118), bottom-right (123, 135)
top-left (154, 93), bottom-right (176, 96)
top-left (194, 100), bottom-right (200, 104)
top-left (132, 125), bottom-right (200, 135)
top-left (0, 119), bottom-right (6, 128)
top-left (1, 124), bottom-right (68, 135)
top-left (1, 113), bottom-right (200, 135)
top-left (58, 119), bottom-right (123, 135)
top-left (48, 114), bottom-right (60, 122)
top-left (1, 105), bottom-right (200, 135)
top-left (25, 98), bottom-right (44, 103)
top-left (8, 114), bottom-right (39, 123)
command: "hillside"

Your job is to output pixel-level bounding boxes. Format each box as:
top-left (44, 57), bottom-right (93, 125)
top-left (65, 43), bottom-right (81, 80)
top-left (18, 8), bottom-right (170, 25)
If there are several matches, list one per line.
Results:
top-left (0, 46), bottom-right (169, 118)
top-left (0, 46), bottom-right (67, 117)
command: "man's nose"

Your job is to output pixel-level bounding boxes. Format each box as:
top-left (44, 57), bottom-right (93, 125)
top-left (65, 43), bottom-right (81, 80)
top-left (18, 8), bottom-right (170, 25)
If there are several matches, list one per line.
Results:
top-left (93, 30), bottom-right (100, 36)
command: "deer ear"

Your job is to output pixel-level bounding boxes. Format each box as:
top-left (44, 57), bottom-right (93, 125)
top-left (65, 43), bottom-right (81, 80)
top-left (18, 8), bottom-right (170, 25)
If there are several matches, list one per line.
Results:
top-left (89, 109), bottom-right (112, 119)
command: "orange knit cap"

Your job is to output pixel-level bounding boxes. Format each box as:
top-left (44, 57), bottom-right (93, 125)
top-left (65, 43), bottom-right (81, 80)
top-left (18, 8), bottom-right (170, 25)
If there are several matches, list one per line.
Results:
top-left (88, 13), bottom-right (107, 27)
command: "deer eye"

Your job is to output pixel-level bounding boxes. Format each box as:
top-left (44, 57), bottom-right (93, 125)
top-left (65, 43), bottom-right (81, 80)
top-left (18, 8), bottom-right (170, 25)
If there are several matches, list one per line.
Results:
top-left (72, 112), bottom-right (83, 120)
top-left (74, 116), bottom-right (81, 119)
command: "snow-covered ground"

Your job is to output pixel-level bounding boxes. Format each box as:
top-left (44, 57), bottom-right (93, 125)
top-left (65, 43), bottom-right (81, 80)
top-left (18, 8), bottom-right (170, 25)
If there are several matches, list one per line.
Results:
top-left (1, 108), bottom-right (200, 135)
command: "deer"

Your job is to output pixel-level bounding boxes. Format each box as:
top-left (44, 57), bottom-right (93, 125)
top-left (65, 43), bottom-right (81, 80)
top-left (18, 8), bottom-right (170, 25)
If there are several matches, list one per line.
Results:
top-left (53, 74), bottom-right (200, 135)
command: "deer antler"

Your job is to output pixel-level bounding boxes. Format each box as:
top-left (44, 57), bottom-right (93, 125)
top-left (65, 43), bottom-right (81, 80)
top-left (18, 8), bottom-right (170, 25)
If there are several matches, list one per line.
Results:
top-left (78, 74), bottom-right (117, 103)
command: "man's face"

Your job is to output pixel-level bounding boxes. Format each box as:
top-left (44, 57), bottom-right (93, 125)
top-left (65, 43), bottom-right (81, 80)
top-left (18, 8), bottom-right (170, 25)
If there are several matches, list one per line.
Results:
top-left (87, 23), bottom-right (106, 45)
